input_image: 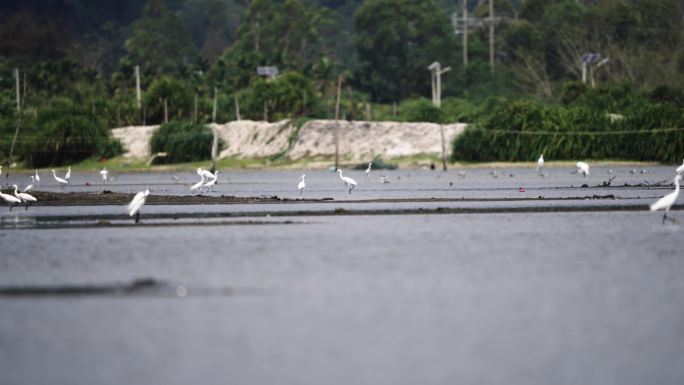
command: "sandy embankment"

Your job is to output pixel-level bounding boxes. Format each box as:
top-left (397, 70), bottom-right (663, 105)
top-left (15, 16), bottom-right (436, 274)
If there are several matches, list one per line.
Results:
top-left (111, 120), bottom-right (467, 162)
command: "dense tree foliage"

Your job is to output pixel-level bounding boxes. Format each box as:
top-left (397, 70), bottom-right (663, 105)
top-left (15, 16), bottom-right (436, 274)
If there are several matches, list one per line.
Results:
top-left (1, 0), bottom-right (683, 165)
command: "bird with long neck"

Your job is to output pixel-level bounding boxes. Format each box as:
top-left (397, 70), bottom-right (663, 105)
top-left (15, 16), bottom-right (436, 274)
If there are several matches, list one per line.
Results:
top-left (365, 162), bottom-right (372, 182)
top-left (338, 169), bottom-right (358, 195)
top-left (537, 154), bottom-right (544, 177)
top-left (676, 159), bottom-right (684, 175)
top-left (298, 174), bottom-right (306, 198)
top-left (51, 169), bottom-right (68, 190)
top-left (128, 189), bottom-right (150, 223)
top-left (650, 175), bottom-right (681, 224)
top-left (13, 184), bottom-right (37, 210)
top-left (0, 185), bottom-right (21, 212)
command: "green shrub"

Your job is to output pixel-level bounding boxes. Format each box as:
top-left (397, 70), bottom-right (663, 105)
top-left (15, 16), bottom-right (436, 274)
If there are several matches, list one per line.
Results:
top-left (150, 120), bottom-right (214, 163)
top-left (398, 98), bottom-right (444, 123)
top-left (452, 95), bottom-right (684, 163)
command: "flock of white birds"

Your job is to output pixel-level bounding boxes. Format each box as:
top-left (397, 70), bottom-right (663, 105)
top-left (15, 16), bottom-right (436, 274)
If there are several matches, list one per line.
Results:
top-left (0, 158), bottom-right (683, 224)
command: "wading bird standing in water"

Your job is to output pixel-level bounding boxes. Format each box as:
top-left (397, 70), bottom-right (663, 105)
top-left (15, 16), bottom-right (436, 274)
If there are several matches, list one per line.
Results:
top-left (380, 175), bottom-right (390, 184)
top-left (0, 185), bottom-right (21, 211)
top-left (128, 189), bottom-right (150, 223)
top-left (64, 166), bottom-right (71, 181)
top-left (100, 167), bottom-right (108, 183)
top-left (203, 170), bottom-right (220, 192)
top-left (35, 169), bottom-right (40, 186)
top-left (51, 169), bottom-right (68, 190)
top-left (365, 162), bottom-right (372, 182)
top-left (650, 175), bottom-right (681, 224)
top-left (13, 185), bottom-right (36, 210)
top-left (24, 176), bottom-right (34, 193)
top-left (576, 162), bottom-right (590, 178)
top-left (537, 154), bottom-right (544, 177)
top-left (677, 160), bottom-right (684, 175)
top-left (298, 174), bottom-right (306, 198)
top-left (338, 169), bottom-right (358, 194)
top-left (190, 175), bottom-right (205, 194)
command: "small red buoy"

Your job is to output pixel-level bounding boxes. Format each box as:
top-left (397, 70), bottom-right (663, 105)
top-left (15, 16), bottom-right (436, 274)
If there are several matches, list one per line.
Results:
top-left (518, 187), bottom-right (525, 192)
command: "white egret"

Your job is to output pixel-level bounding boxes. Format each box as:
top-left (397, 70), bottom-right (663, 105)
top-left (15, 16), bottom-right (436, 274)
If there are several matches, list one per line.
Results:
top-left (0, 165), bottom-right (2, 177)
top-left (197, 167), bottom-right (214, 180)
top-left (13, 184), bottom-right (37, 210)
top-left (537, 154), bottom-right (544, 177)
top-left (100, 167), bottom-right (108, 183)
top-left (190, 174), bottom-right (205, 193)
top-left (24, 176), bottom-right (34, 192)
top-left (576, 161), bottom-right (590, 177)
top-left (365, 162), bottom-right (372, 182)
top-left (380, 175), bottom-right (390, 184)
top-left (650, 175), bottom-right (681, 224)
top-left (35, 169), bottom-right (40, 185)
top-left (127, 189), bottom-right (150, 223)
top-left (64, 166), bottom-right (71, 181)
top-left (676, 159), bottom-right (684, 175)
top-left (203, 170), bottom-right (220, 192)
top-left (337, 169), bottom-right (358, 194)
top-left (0, 185), bottom-right (21, 211)
top-left (51, 169), bottom-right (68, 190)
top-left (298, 174), bottom-right (306, 197)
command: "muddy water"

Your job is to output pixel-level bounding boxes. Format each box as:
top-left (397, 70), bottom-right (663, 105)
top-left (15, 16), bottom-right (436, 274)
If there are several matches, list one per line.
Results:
top-left (1, 165), bottom-right (683, 385)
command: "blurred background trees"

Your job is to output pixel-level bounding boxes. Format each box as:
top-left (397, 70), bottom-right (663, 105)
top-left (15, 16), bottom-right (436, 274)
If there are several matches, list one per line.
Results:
top-left (1, 0), bottom-right (683, 165)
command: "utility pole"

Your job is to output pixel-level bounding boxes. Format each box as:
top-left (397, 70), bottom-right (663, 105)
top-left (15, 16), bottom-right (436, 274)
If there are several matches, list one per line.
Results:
top-left (428, 62), bottom-right (451, 108)
top-left (8, 68), bottom-right (22, 176)
top-left (234, 95), bottom-right (241, 120)
top-left (488, 0), bottom-right (495, 74)
top-left (212, 86), bottom-right (218, 123)
top-left (463, 0), bottom-right (468, 67)
top-left (134, 65), bottom-right (141, 109)
top-left (334, 75), bottom-right (342, 171)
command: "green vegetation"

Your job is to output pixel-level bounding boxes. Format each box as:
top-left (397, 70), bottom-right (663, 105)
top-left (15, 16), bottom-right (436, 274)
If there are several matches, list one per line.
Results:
top-left (150, 121), bottom-right (215, 163)
top-left (453, 84), bottom-right (684, 163)
top-left (1, 0), bottom-right (683, 166)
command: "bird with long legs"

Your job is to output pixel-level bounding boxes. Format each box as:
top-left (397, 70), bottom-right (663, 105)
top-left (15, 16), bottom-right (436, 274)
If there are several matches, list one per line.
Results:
top-left (576, 161), bottom-right (590, 178)
top-left (650, 175), bottom-right (681, 224)
top-left (190, 174), bottom-right (205, 194)
top-left (100, 167), bottom-right (109, 183)
top-left (51, 169), bottom-right (68, 190)
top-left (365, 162), bottom-right (372, 182)
top-left (13, 184), bottom-right (36, 210)
top-left (64, 166), bottom-right (71, 181)
top-left (0, 185), bottom-right (21, 212)
top-left (34, 169), bottom-right (40, 186)
top-left (537, 154), bottom-right (544, 177)
top-left (203, 170), bottom-right (220, 192)
top-left (297, 174), bottom-right (306, 198)
top-left (337, 169), bottom-right (358, 194)
top-left (23, 176), bottom-right (34, 193)
top-left (128, 189), bottom-right (150, 223)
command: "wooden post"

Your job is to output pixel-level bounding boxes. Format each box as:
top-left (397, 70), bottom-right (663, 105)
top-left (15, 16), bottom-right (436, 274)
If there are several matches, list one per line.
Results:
top-left (334, 75), bottom-right (342, 120)
top-left (234, 95), bottom-right (241, 120)
top-left (463, 0), bottom-right (468, 67)
top-left (193, 93), bottom-right (198, 123)
top-left (163, 98), bottom-right (168, 123)
top-left (365, 103), bottom-right (372, 121)
top-left (135, 65), bottom-right (141, 109)
top-left (334, 75), bottom-right (342, 171)
top-left (488, 0), bottom-right (495, 74)
top-left (440, 124), bottom-right (447, 171)
top-left (211, 125), bottom-right (219, 171)
top-left (14, 68), bottom-right (20, 111)
top-left (212, 87), bottom-right (218, 123)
